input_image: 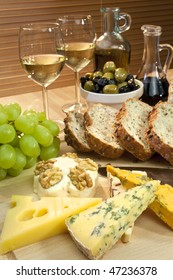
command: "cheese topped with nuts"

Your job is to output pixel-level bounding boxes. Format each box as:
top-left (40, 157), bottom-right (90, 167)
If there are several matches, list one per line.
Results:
top-left (33, 153), bottom-right (99, 198)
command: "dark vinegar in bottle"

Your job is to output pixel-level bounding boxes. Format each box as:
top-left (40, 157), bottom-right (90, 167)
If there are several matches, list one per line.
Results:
top-left (140, 76), bottom-right (169, 106)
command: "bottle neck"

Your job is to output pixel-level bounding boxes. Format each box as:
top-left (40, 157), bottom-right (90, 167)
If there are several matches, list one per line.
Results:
top-left (102, 10), bottom-right (119, 34)
top-left (142, 34), bottom-right (161, 65)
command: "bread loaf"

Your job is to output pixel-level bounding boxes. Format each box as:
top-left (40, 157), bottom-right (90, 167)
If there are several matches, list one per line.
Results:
top-left (84, 103), bottom-right (124, 159)
top-left (64, 111), bottom-right (92, 153)
top-left (115, 98), bottom-right (154, 161)
top-left (147, 101), bottom-right (173, 165)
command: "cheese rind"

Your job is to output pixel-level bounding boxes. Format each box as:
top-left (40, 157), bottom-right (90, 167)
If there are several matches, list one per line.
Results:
top-left (0, 195), bottom-right (102, 255)
top-left (149, 184), bottom-right (173, 229)
top-left (66, 181), bottom-right (159, 260)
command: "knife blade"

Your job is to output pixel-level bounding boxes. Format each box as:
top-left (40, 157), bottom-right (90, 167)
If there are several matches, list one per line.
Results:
top-left (98, 166), bottom-right (173, 186)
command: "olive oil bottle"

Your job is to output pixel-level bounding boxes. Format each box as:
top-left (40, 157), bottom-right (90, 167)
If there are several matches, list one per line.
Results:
top-left (94, 7), bottom-right (131, 72)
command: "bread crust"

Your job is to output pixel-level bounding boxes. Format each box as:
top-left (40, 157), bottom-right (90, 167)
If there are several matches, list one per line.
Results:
top-left (64, 112), bottom-right (92, 153)
top-left (84, 104), bottom-right (124, 159)
top-left (115, 98), bottom-right (154, 161)
top-left (147, 101), bottom-right (173, 165)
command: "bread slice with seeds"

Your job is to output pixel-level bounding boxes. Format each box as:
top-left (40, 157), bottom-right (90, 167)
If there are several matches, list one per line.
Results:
top-left (115, 98), bottom-right (154, 161)
top-left (64, 111), bottom-right (92, 153)
top-left (84, 103), bottom-right (124, 159)
top-left (147, 101), bottom-right (173, 165)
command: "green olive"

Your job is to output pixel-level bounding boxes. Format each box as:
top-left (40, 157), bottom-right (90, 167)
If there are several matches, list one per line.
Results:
top-left (102, 72), bottom-right (114, 80)
top-left (114, 68), bottom-right (128, 83)
top-left (103, 84), bottom-right (118, 94)
top-left (84, 80), bottom-right (94, 91)
top-left (93, 71), bottom-right (103, 78)
top-left (85, 72), bottom-right (93, 80)
top-left (103, 61), bottom-right (116, 73)
top-left (118, 81), bottom-right (128, 90)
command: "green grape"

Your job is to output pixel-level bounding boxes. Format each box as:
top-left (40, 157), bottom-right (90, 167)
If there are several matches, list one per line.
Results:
top-left (39, 137), bottom-right (60, 160)
top-left (37, 111), bottom-right (46, 122)
top-left (24, 156), bottom-right (38, 169)
top-left (0, 144), bottom-right (16, 169)
top-left (0, 110), bottom-right (8, 125)
top-left (32, 124), bottom-right (53, 147)
top-left (23, 109), bottom-right (39, 124)
top-left (12, 147), bottom-right (27, 170)
top-left (8, 168), bottom-right (23, 177)
top-left (4, 102), bottom-right (22, 121)
top-left (0, 123), bottom-right (16, 144)
top-left (0, 168), bottom-right (7, 180)
top-left (19, 135), bottom-right (40, 158)
top-left (41, 119), bottom-right (60, 136)
top-left (14, 114), bottom-right (37, 134)
top-left (9, 132), bottom-right (19, 147)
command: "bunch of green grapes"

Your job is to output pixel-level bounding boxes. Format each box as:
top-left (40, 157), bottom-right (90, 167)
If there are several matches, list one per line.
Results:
top-left (0, 103), bottom-right (61, 180)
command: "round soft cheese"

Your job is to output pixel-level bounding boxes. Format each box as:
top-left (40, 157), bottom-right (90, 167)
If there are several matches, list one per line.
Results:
top-left (33, 154), bottom-right (99, 198)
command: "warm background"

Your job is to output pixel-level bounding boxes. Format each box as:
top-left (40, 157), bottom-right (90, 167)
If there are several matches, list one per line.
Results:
top-left (0, 0), bottom-right (173, 96)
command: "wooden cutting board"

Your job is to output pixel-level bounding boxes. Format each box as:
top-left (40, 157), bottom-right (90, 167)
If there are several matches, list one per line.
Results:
top-left (0, 140), bottom-right (173, 260)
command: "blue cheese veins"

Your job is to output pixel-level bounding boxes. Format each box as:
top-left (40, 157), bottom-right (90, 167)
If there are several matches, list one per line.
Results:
top-left (65, 181), bottom-right (159, 260)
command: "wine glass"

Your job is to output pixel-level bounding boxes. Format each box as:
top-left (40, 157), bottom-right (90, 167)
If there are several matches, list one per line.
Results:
top-left (19, 22), bottom-right (65, 119)
top-left (57, 15), bottom-right (96, 112)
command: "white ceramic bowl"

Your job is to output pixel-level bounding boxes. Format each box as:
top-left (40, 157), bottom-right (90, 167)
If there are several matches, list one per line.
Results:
top-left (80, 79), bottom-right (144, 109)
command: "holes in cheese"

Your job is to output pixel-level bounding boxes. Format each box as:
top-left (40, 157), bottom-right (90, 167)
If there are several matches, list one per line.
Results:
top-left (19, 210), bottom-right (36, 221)
top-left (35, 208), bottom-right (48, 218)
top-left (0, 195), bottom-right (102, 254)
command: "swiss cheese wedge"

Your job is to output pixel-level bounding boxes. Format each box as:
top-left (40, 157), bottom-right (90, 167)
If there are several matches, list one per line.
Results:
top-left (0, 195), bottom-right (102, 255)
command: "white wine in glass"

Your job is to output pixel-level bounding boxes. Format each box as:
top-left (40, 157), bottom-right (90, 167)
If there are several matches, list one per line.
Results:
top-left (19, 23), bottom-right (65, 119)
top-left (57, 15), bottom-right (96, 112)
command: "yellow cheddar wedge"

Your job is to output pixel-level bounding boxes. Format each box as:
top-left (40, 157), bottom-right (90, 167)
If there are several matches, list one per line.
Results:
top-left (66, 181), bottom-right (159, 260)
top-left (150, 184), bottom-right (173, 229)
top-left (106, 165), bottom-right (150, 189)
top-left (0, 195), bottom-right (102, 255)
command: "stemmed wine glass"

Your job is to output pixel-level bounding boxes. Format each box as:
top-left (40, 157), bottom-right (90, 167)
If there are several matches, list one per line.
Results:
top-left (57, 15), bottom-right (96, 112)
top-left (19, 22), bottom-right (65, 119)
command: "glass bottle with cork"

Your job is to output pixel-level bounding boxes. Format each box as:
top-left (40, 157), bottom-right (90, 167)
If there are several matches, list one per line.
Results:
top-left (136, 25), bottom-right (173, 106)
top-left (94, 7), bottom-right (131, 72)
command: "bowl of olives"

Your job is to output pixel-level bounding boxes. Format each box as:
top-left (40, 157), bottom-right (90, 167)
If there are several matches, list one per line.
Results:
top-left (80, 61), bottom-right (144, 109)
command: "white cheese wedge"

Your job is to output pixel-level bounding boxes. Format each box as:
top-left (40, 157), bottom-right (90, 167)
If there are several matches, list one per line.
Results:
top-left (34, 154), bottom-right (99, 198)
top-left (66, 180), bottom-right (159, 260)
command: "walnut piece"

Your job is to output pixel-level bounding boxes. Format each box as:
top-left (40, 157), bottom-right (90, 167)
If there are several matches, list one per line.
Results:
top-left (62, 152), bottom-right (78, 159)
top-left (68, 165), bottom-right (93, 190)
top-left (79, 158), bottom-right (98, 171)
top-left (34, 159), bottom-right (56, 176)
top-left (39, 167), bottom-right (63, 189)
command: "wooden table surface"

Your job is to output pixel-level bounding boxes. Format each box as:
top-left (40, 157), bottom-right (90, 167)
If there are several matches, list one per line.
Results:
top-left (0, 70), bottom-right (173, 260)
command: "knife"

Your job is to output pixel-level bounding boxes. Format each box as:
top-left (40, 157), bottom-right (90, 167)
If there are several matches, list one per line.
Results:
top-left (98, 166), bottom-right (173, 186)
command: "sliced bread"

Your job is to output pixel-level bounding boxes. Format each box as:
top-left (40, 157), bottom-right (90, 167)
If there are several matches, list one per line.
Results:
top-left (115, 98), bottom-right (154, 161)
top-left (84, 103), bottom-right (124, 159)
top-left (64, 111), bottom-right (92, 153)
top-left (147, 101), bottom-right (173, 165)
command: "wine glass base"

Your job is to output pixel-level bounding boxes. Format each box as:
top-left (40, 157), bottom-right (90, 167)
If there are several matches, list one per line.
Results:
top-left (62, 102), bottom-right (88, 114)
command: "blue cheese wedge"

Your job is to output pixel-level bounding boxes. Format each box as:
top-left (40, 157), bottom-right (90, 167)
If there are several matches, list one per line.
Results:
top-left (66, 180), bottom-right (159, 259)
top-left (33, 153), bottom-right (98, 198)
top-left (107, 170), bottom-right (148, 243)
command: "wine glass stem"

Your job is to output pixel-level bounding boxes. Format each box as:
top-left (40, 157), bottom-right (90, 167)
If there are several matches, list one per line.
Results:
top-left (74, 70), bottom-right (80, 104)
top-left (42, 86), bottom-right (49, 119)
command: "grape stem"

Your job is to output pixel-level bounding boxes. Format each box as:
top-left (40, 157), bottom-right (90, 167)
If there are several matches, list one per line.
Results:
top-left (42, 86), bottom-right (49, 119)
